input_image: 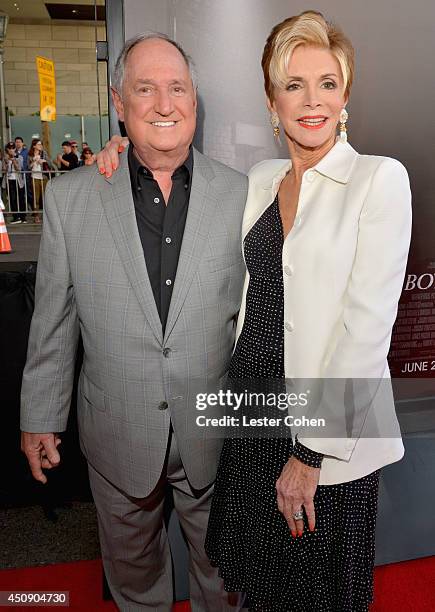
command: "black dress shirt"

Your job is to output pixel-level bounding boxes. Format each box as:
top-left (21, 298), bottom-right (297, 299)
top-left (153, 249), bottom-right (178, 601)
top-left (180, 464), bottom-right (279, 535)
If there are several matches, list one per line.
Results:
top-left (62, 152), bottom-right (79, 170)
top-left (128, 145), bottom-right (193, 332)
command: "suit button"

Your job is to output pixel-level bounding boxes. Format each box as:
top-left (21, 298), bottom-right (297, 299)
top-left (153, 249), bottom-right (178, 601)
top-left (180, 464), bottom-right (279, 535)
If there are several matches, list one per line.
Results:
top-left (158, 401), bottom-right (168, 411)
top-left (284, 265), bottom-right (293, 276)
top-left (163, 348), bottom-right (171, 358)
top-left (285, 321), bottom-right (294, 332)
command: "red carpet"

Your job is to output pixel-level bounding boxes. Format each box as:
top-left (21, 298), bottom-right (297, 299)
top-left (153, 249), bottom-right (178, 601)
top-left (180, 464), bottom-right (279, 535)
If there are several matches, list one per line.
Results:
top-left (370, 556), bottom-right (435, 612)
top-left (0, 556), bottom-right (434, 610)
top-left (0, 560), bottom-right (190, 611)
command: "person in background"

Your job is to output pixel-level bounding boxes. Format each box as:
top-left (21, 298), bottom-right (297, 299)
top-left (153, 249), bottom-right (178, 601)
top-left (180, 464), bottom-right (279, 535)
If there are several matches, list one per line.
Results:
top-left (28, 139), bottom-right (49, 224)
top-left (2, 142), bottom-right (26, 224)
top-left (14, 136), bottom-right (28, 169)
top-left (81, 141), bottom-right (89, 151)
top-left (79, 146), bottom-right (96, 167)
top-left (15, 135), bottom-right (32, 210)
top-left (55, 141), bottom-right (79, 172)
top-left (70, 140), bottom-right (80, 161)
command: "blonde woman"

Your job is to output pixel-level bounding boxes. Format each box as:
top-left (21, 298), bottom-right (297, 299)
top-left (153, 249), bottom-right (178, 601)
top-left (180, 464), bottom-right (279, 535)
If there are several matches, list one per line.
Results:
top-left (96, 12), bottom-right (411, 610)
top-left (205, 12), bottom-right (411, 611)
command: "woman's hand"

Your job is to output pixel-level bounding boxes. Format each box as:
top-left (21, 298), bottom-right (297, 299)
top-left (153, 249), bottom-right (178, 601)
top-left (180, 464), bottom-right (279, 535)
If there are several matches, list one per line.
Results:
top-left (276, 455), bottom-right (320, 537)
top-left (96, 135), bottom-right (129, 177)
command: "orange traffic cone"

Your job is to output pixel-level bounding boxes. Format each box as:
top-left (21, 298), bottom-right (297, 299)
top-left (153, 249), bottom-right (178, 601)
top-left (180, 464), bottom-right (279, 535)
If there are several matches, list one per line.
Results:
top-left (0, 201), bottom-right (12, 253)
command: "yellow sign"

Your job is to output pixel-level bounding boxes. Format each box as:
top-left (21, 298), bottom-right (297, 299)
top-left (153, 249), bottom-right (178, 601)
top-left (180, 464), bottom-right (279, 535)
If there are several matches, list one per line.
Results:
top-left (36, 56), bottom-right (56, 121)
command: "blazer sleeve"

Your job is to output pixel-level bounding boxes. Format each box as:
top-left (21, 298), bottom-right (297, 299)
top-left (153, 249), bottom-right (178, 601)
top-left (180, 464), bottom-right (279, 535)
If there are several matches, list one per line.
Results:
top-left (298, 158), bottom-right (412, 459)
top-left (20, 180), bottom-right (80, 433)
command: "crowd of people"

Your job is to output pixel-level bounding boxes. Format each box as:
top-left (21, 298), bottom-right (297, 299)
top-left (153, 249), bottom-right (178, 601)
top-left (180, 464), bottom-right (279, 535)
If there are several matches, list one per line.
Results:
top-left (1, 137), bottom-right (95, 224)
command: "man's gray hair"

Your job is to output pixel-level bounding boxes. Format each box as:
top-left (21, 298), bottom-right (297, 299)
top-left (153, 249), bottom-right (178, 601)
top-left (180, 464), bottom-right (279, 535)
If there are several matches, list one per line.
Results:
top-left (112, 32), bottom-right (198, 93)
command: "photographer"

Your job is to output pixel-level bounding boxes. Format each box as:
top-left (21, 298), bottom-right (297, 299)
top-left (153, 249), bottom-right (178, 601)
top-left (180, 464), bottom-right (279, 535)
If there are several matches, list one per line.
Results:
top-left (1, 141), bottom-right (26, 224)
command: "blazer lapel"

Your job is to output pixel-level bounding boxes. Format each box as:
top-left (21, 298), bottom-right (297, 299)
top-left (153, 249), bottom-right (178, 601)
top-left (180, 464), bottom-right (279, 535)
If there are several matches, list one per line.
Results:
top-left (164, 149), bottom-right (217, 342)
top-left (99, 151), bottom-right (163, 344)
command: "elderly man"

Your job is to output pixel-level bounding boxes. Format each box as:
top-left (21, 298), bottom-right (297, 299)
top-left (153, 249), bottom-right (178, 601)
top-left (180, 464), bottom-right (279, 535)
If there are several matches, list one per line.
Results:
top-left (21, 34), bottom-right (247, 611)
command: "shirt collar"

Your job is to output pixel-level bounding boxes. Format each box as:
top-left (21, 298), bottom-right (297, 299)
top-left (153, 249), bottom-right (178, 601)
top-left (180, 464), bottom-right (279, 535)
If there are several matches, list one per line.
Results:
top-left (128, 144), bottom-right (193, 191)
top-left (264, 140), bottom-right (359, 191)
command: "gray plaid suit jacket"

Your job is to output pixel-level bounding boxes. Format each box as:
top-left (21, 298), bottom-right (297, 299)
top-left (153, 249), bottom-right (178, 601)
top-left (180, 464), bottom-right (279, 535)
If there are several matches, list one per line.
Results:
top-left (20, 147), bottom-right (248, 497)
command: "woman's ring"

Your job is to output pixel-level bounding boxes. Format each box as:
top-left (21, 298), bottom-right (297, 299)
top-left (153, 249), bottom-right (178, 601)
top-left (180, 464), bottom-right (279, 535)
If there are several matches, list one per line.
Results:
top-left (293, 509), bottom-right (304, 521)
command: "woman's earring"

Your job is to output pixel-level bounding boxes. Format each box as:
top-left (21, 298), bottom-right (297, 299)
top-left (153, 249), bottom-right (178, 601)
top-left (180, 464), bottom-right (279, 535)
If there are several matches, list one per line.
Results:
top-left (339, 108), bottom-right (348, 143)
top-left (270, 113), bottom-right (280, 138)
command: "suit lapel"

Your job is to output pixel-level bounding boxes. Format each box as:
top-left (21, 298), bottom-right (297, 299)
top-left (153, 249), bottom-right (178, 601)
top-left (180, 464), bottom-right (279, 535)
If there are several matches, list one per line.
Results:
top-left (164, 149), bottom-right (217, 342)
top-left (99, 151), bottom-right (163, 344)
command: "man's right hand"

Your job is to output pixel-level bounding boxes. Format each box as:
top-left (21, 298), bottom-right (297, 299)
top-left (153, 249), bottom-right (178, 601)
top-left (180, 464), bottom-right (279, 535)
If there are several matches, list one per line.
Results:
top-left (21, 432), bottom-right (62, 484)
top-left (96, 135), bottom-right (129, 178)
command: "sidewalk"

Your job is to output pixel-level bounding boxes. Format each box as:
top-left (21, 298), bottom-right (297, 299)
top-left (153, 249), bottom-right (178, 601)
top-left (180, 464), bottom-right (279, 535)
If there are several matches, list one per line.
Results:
top-left (0, 220), bottom-right (41, 269)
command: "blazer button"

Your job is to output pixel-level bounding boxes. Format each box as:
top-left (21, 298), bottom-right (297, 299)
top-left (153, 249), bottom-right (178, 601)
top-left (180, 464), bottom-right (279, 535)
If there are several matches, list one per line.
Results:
top-left (163, 348), bottom-right (171, 357)
top-left (158, 401), bottom-right (168, 411)
top-left (285, 321), bottom-right (294, 332)
top-left (305, 171), bottom-right (315, 183)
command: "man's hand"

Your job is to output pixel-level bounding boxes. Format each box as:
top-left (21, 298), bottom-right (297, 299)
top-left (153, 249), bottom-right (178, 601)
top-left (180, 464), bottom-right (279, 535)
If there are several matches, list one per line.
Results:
top-left (276, 455), bottom-right (320, 538)
top-left (96, 135), bottom-right (129, 178)
top-left (21, 432), bottom-right (62, 484)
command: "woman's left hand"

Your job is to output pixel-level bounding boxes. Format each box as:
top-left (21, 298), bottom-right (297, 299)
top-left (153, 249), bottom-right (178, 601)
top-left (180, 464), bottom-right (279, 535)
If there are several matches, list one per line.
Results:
top-left (276, 456), bottom-right (320, 537)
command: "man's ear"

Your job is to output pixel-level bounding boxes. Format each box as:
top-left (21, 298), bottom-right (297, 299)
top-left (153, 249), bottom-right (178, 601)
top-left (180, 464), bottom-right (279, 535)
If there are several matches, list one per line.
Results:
top-left (192, 87), bottom-right (198, 114)
top-left (111, 87), bottom-right (125, 122)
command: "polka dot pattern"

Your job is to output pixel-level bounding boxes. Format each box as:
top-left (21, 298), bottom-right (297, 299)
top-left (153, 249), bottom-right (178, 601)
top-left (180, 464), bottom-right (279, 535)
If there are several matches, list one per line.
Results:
top-left (293, 435), bottom-right (324, 468)
top-left (205, 197), bottom-right (381, 611)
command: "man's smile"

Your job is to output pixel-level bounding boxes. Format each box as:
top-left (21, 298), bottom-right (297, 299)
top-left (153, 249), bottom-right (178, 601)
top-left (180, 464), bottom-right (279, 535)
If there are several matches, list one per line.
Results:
top-left (150, 121), bottom-right (178, 127)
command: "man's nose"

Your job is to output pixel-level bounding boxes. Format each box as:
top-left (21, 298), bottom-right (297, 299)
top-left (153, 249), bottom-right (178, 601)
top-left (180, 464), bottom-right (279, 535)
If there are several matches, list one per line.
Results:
top-left (154, 89), bottom-right (174, 116)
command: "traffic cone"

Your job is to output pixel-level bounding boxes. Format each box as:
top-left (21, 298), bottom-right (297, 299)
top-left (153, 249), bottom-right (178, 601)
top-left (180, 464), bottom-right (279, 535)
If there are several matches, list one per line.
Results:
top-left (0, 199), bottom-right (12, 253)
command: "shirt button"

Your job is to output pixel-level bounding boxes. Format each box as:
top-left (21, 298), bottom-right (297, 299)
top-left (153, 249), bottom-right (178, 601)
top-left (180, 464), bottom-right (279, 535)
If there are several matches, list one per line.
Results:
top-left (295, 216), bottom-right (302, 227)
top-left (165, 237), bottom-right (172, 244)
top-left (184, 184), bottom-right (188, 189)
top-left (284, 265), bottom-right (293, 276)
top-left (158, 401), bottom-right (168, 411)
top-left (153, 197), bottom-right (160, 204)
top-left (285, 321), bottom-right (294, 332)
top-left (165, 279), bottom-right (172, 286)
top-left (163, 348), bottom-right (171, 358)
top-left (305, 171), bottom-right (315, 183)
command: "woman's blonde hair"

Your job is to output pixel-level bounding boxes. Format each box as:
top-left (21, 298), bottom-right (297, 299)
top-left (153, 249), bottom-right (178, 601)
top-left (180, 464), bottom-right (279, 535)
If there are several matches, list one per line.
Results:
top-left (262, 11), bottom-right (354, 101)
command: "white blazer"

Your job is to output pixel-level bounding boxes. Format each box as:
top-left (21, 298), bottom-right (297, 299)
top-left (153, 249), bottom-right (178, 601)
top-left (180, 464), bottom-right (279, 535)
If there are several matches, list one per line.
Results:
top-left (235, 141), bottom-right (412, 485)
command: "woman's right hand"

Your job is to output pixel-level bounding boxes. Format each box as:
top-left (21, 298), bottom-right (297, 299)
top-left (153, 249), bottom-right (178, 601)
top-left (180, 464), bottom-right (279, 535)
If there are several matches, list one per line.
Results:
top-left (96, 135), bottom-right (129, 178)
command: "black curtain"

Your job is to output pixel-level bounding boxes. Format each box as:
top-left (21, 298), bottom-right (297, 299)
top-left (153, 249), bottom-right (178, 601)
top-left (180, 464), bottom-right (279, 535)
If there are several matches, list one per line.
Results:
top-left (0, 265), bottom-right (90, 512)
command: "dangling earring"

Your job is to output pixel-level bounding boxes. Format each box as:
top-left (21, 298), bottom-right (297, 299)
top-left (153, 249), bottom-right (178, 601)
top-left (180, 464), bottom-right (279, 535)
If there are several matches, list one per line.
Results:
top-left (270, 113), bottom-right (280, 138)
top-left (339, 108), bottom-right (348, 143)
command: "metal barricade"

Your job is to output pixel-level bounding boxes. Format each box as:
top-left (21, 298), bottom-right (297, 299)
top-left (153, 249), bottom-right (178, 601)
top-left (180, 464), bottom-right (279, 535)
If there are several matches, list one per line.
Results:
top-left (1, 169), bottom-right (69, 225)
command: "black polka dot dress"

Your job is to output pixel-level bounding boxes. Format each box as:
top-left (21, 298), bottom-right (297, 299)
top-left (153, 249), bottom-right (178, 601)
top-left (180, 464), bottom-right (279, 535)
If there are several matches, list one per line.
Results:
top-left (205, 196), bottom-right (380, 612)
